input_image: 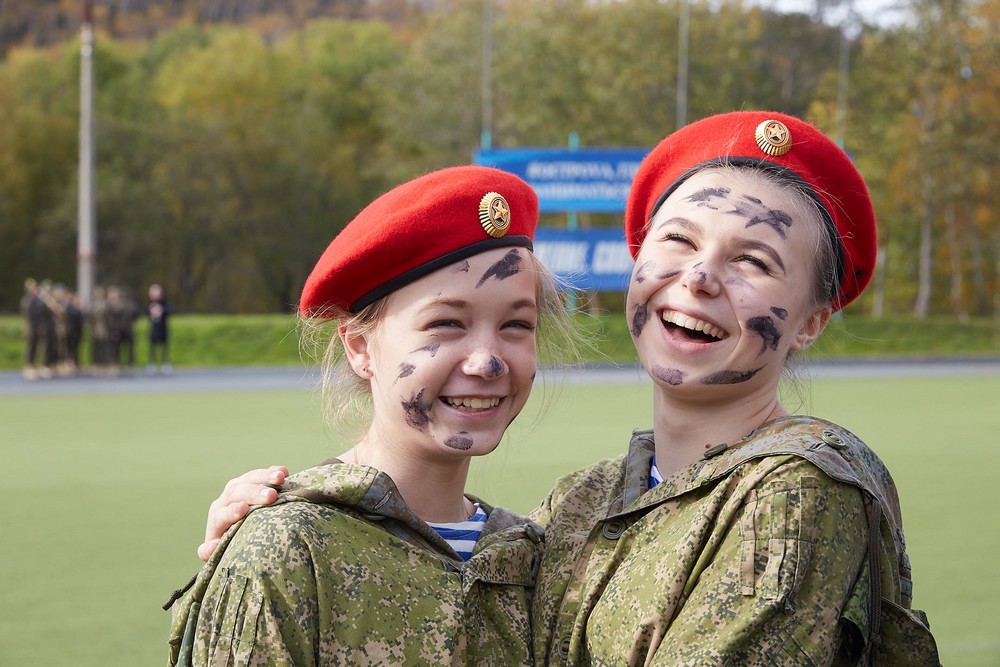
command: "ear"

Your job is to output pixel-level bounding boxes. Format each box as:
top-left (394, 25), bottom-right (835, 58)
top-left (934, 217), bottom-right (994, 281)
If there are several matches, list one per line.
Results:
top-left (790, 305), bottom-right (832, 352)
top-left (339, 324), bottom-right (373, 379)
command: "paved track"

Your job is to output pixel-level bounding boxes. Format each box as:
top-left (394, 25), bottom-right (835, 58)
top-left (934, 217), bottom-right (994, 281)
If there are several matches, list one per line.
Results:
top-left (2, 358), bottom-right (999, 396)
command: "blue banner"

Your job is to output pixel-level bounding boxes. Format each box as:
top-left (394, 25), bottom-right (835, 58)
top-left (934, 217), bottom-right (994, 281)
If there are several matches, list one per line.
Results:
top-left (474, 147), bottom-right (650, 212)
top-left (534, 227), bottom-right (633, 292)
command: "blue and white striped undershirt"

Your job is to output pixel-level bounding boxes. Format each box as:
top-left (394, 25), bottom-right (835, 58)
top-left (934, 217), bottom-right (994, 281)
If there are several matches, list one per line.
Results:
top-left (427, 504), bottom-right (488, 561)
top-left (649, 458), bottom-right (664, 488)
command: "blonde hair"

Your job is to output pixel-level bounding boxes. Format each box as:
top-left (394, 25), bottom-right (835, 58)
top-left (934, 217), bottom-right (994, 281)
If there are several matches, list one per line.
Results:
top-left (299, 252), bottom-right (588, 437)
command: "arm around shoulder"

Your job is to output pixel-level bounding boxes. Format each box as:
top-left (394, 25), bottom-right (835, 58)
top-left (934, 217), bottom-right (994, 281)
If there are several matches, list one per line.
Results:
top-left (174, 504), bottom-right (323, 667)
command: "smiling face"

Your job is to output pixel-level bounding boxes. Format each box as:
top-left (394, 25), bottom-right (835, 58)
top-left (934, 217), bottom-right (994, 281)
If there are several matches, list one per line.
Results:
top-left (344, 247), bottom-right (539, 460)
top-left (626, 168), bottom-right (832, 400)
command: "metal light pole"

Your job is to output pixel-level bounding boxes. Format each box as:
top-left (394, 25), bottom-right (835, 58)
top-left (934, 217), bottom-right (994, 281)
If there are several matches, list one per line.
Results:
top-left (480, 0), bottom-right (493, 150)
top-left (835, 0), bottom-right (854, 148)
top-left (77, 0), bottom-right (96, 310)
top-left (676, 0), bottom-right (689, 129)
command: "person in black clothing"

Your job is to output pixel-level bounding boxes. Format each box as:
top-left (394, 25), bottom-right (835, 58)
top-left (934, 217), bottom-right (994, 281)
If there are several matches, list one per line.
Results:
top-left (106, 286), bottom-right (138, 375)
top-left (147, 283), bottom-right (173, 374)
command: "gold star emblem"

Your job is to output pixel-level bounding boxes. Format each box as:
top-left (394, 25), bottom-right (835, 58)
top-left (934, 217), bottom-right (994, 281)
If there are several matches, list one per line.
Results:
top-left (755, 119), bottom-right (793, 157)
top-left (479, 192), bottom-right (511, 238)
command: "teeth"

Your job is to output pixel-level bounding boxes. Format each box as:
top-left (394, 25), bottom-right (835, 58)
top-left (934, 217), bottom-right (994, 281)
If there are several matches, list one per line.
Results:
top-left (444, 397), bottom-right (501, 410)
top-left (661, 310), bottom-right (725, 339)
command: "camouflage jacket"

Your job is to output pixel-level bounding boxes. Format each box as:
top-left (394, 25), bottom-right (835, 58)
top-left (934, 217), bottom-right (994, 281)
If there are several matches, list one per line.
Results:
top-left (530, 415), bottom-right (938, 666)
top-left (165, 462), bottom-right (543, 666)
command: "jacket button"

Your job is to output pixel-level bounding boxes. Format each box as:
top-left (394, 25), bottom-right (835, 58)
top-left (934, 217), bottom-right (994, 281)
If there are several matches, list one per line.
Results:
top-left (821, 429), bottom-right (847, 449)
top-left (557, 637), bottom-right (571, 658)
top-left (602, 520), bottom-right (625, 539)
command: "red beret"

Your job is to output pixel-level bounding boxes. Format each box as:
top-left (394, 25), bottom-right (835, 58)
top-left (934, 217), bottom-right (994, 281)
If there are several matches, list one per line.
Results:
top-left (625, 111), bottom-right (876, 310)
top-left (300, 165), bottom-right (538, 315)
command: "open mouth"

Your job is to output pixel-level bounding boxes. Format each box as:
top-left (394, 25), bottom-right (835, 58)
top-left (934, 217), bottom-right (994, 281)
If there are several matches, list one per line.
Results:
top-left (442, 396), bottom-right (501, 411)
top-left (661, 310), bottom-right (727, 343)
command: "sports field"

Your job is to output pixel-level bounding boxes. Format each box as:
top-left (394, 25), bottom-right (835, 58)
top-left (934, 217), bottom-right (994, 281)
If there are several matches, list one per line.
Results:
top-left (1, 368), bottom-right (997, 665)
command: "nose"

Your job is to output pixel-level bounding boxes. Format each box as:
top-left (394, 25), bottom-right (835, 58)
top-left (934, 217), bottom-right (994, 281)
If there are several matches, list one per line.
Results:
top-left (680, 261), bottom-right (721, 297)
top-left (463, 349), bottom-right (508, 379)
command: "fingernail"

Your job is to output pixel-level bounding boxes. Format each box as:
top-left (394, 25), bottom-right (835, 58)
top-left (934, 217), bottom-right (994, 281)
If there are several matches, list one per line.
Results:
top-left (268, 472), bottom-right (282, 484)
top-left (260, 488), bottom-right (272, 499)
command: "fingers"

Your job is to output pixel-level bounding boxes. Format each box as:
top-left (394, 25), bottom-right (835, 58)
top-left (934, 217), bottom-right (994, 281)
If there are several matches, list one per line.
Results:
top-left (200, 465), bottom-right (289, 561)
top-left (197, 539), bottom-right (221, 562)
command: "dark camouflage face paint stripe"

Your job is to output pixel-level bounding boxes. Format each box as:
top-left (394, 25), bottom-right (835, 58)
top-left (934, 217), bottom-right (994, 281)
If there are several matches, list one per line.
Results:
top-left (688, 262), bottom-right (708, 286)
top-left (730, 195), bottom-right (793, 239)
top-left (396, 362), bottom-right (415, 383)
top-left (444, 433), bottom-right (473, 450)
top-left (686, 187), bottom-right (731, 209)
top-left (455, 260), bottom-right (470, 273)
top-left (770, 307), bottom-right (788, 320)
top-left (652, 366), bottom-right (686, 386)
top-left (402, 389), bottom-right (431, 429)
top-left (630, 302), bottom-right (650, 338)
top-left (476, 249), bottom-right (522, 288)
top-left (485, 356), bottom-right (504, 378)
top-left (633, 260), bottom-right (656, 283)
top-left (746, 315), bottom-right (782, 354)
top-left (657, 269), bottom-right (681, 281)
top-left (702, 366), bottom-right (764, 384)
top-left (411, 342), bottom-right (440, 357)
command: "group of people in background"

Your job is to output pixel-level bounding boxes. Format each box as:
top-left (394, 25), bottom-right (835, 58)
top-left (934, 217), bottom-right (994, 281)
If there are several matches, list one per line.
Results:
top-left (19, 279), bottom-right (172, 380)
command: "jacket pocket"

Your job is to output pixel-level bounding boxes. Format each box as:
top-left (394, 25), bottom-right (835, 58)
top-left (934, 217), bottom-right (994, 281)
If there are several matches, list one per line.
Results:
top-left (739, 476), bottom-right (819, 603)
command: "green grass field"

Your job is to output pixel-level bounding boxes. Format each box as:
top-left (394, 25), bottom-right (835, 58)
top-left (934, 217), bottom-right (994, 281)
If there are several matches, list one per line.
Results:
top-left (1, 372), bottom-right (997, 665)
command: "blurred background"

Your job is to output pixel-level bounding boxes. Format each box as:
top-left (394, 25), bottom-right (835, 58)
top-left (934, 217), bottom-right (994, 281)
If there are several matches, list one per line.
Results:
top-left (0, 0), bottom-right (997, 319)
top-left (0, 1), bottom-right (998, 665)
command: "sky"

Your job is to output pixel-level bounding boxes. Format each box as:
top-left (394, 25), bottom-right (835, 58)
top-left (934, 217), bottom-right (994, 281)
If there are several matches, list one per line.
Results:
top-left (751, 0), bottom-right (912, 27)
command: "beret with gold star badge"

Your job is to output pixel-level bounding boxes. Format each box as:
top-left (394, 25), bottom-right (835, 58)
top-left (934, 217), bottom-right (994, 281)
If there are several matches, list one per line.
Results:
top-left (300, 165), bottom-right (538, 316)
top-left (624, 110), bottom-right (877, 310)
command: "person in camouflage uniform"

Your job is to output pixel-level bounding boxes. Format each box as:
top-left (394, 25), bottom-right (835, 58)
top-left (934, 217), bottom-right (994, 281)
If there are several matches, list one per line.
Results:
top-left (166, 166), bottom-right (581, 666)
top-left (527, 112), bottom-right (936, 666)
top-left (201, 113), bottom-right (938, 665)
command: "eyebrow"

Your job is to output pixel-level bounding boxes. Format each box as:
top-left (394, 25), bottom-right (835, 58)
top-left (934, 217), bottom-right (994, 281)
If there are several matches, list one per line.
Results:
top-left (739, 239), bottom-right (786, 273)
top-left (417, 297), bottom-right (537, 313)
top-left (652, 217), bottom-right (786, 272)
top-left (651, 216), bottom-right (701, 234)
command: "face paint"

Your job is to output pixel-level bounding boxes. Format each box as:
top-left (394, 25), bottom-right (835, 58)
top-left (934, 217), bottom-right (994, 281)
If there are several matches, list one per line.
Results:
top-left (688, 262), bottom-right (708, 286)
top-left (685, 186), bottom-right (731, 208)
top-left (410, 342), bottom-right (440, 357)
top-left (630, 302), bottom-right (650, 338)
top-left (633, 260), bottom-right (656, 283)
top-left (770, 307), bottom-right (788, 320)
top-left (485, 355), bottom-right (504, 378)
top-left (476, 249), bottom-right (522, 287)
top-left (651, 366), bottom-right (686, 386)
top-left (746, 315), bottom-right (782, 354)
top-left (702, 367), bottom-right (764, 385)
top-left (396, 362), bottom-right (415, 382)
top-left (401, 389), bottom-right (431, 430)
top-left (730, 195), bottom-right (793, 239)
top-left (444, 433), bottom-right (474, 451)
top-left (657, 269), bottom-right (681, 281)
top-left (455, 260), bottom-right (470, 273)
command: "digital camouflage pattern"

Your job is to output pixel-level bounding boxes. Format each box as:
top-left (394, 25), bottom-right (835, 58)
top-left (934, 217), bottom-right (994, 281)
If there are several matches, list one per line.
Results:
top-left (165, 461), bottom-right (543, 666)
top-left (530, 416), bottom-right (938, 666)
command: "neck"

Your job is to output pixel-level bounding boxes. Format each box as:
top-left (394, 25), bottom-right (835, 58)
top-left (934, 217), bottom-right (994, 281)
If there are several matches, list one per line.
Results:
top-left (651, 385), bottom-right (788, 479)
top-left (341, 436), bottom-right (473, 523)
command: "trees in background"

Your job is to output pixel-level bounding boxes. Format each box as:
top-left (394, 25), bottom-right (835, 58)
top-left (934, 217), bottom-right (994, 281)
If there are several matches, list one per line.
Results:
top-left (0, 0), bottom-right (996, 317)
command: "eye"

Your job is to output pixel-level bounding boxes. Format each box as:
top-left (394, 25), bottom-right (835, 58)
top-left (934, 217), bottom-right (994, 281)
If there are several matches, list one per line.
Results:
top-left (659, 232), bottom-right (695, 247)
top-left (736, 254), bottom-right (772, 273)
top-left (427, 319), bottom-right (463, 330)
top-left (503, 319), bottom-right (536, 332)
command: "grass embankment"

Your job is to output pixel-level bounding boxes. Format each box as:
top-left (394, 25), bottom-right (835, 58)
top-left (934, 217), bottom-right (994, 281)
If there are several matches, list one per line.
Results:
top-left (0, 312), bottom-right (998, 370)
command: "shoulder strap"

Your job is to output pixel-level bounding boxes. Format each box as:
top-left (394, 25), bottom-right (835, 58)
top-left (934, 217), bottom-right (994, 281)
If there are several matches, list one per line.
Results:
top-left (704, 416), bottom-right (924, 661)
